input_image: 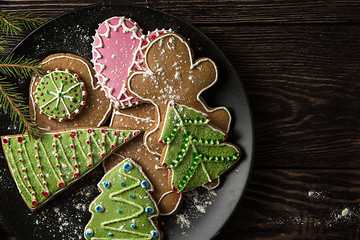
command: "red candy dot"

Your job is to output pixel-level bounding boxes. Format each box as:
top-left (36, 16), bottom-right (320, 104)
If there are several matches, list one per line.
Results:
top-left (60, 174), bottom-right (63, 177)
top-left (2, 138), bottom-right (8, 144)
top-left (31, 200), bottom-right (37, 206)
top-left (72, 156), bottom-right (76, 160)
top-left (34, 145), bottom-right (38, 149)
top-left (43, 182), bottom-right (47, 186)
top-left (37, 165), bottom-right (41, 169)
top-left (22, 168), bottom-right (26, 172)
top-left (173, 186), bottom-right (179, 193)
top-left (162, 163), bottom-right (167, 167)
top-left (70, 144), bottom-right (74, 148)
top-left (40, 174), bottom-right (44, 178)
top-left (17, 149), bottom-right (22, 153)
top-left (73, 172), bottom-right (79, 178)
top-left (87, 129), bottom-right (92, 134)
top-left (124, 138), bottom-right (128, 142)
top-left (42, 191), bottom-right (49, 197)
top-left (75, 93), bottom-right (78, 97)
top-left (27, 185), bottom-right (32, 189)
top-left (87, 153), bottom-right (92, 157)
top-left (133, 131), bottom-right (139, 137)
top-left (69, 105), bottom-right (73, 108)
top-left (101, 153), bottom-right (106, 158)
top-left (35, 155), bottom-right (39, 159)
top-left (101, 129), bottom-right (106, 134)
top-left (19, 158), bottom-right (23, 162)
top-left (114, 131), bottom-right (119, 135)
top-left (17, 137), bottom-right (23, 143)
top-left (86, 140), bottom-right (90, 145)
top-left (73, 99), bottom-right (77, 103)
top-left (43, 99), bottom-right (46, 102)
top-left (58, 182), bottom-right (65, 188)
top-left (68, 115), bottom-right (73, 119)
top-left (101, 141), bottom-right (105, 146)
top-left (74, 164), bottom-right (78, 168)
top-left (56, 164), bottom-right (60, 168)
top-left (110, 144), bottom-right (115, 149)
top-left (87, 163), bottom-right (93, 168)
top-left (55, 154), bottom-right (58, 158)
top-left (70, 131), bottom-right (76, 138)
top-left (54, 133), bottom-right (60, 138)
top-left (159, 140), bottom-right (164, 144)
top-left (31, 192), bottom-right (35, 196)
top-left (24, 176), bottom-right (27, 180)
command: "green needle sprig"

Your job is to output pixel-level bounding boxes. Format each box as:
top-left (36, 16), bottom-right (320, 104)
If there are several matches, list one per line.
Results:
top-left (0, 10), bottom-right (46, 138)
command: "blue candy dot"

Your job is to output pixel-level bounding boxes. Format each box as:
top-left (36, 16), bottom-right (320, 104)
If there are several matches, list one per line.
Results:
top-left (95, 205), bottom-right (104, 213)
top-left (145, 206), bottom-right (154, 214)
top-left (103, 181), bottom-right (111, 189)
top-left (123, 162), bottom-right (132, 171)
top-left (108, 232), bottom-right (113, 237)
top-left (151, 230), bottom-right (158, 238)
top-left (117, 209), bottom-right (121, 213)
top-left (141, 180), bottom-right (149, 188)
top-left (129, 194), bottom-right (134, 199)
top-left (120, 182), bottom-right (125, 186)
top-left (131, 224), bottom-right (136, 228)
top-left (85, 229), bottom-right (94, 237)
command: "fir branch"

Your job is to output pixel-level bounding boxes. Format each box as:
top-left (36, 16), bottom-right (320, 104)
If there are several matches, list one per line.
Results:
top-left (0, 11), bottom-right (46, 36)
top-left (12, 12), bottom-right (46, 31)
top-left (0, 11), bottom-right (22, 36)
top-left (0, 77), bottom-right (39, 137)
top-left (0, 55), bottom-right (42, 78)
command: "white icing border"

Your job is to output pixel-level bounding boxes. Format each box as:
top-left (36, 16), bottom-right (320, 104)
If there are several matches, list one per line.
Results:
top-left (30, 55), bottom-right (110, 127)
top-left (84, 158), bottom-right (161, 238)
top-left (127, 32), bottom-right (232, 156)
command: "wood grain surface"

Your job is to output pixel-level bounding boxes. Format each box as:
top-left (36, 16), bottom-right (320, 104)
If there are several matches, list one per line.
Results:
top-left (1, 1), bottom-right (360, 240)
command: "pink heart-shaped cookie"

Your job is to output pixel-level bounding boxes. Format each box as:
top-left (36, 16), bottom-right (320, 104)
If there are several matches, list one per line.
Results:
top-left (92, 17), bottom-right (171, 109)
top-left (92, 16), bottom-right (170, 109)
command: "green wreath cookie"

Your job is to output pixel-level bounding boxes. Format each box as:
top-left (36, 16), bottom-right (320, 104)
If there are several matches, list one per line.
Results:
top-left (34, 68), bottom-right (87, 122)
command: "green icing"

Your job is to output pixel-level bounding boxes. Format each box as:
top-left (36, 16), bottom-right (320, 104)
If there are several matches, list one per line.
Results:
top-left (35, 70), bottom-right (85, 120)
top-left (84, 159), bottom-right (160, 240)
top-left (1, 128), bottom-right (139, 210)
top-left (159, 102), bottom-right (240, 192)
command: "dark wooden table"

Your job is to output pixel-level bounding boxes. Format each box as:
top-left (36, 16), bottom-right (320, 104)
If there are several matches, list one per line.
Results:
top-left (1, 1), bottom-right (360, 239)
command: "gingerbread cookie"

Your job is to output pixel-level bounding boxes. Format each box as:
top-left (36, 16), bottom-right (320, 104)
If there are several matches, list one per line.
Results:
top-left (1, 128), bottom-right (139, 211)
top-left (106, 103), bottom-right (182, 215)
top-left (127, 32), bottom-right (231, 157)
top-left (30, 53), bottom-right (112, 131)
top-left (92, 16), bottom-right (171, 109)
top-left (159, 101), bottom-right (240, 192)
top-left (85, 159), bottom-right (162, 240)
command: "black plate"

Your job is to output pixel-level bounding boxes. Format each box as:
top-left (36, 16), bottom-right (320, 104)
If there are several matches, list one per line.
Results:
top-left (0, 3), bottom-right (254, 240)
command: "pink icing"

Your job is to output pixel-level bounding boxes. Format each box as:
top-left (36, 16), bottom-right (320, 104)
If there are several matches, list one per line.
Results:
top-left (92, 16), bottom-right (171, 109)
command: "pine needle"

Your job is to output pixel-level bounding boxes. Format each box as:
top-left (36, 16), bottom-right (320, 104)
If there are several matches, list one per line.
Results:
top-left (0, 77), bottom-right (39, 137)
top-left (0, 11), bottom-right (46, 36)
top-left (0, 37), bottom-right (7, 52)
top-left (0, 55), bottom-right (42, 78)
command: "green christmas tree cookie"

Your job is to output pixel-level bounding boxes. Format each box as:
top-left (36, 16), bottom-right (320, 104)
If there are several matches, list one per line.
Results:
top-left (34, 68), bottom-right (87, 122)
top-left (159, 101), bottom-right (241, 192)
top-left (1, 128), bottom-right (140, 211)
top-left (84, 159), bottom-right (161, 240)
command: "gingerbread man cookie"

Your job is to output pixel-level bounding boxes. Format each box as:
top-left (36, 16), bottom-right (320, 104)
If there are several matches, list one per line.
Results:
top-left (127, 32), bottom-right (231, 157)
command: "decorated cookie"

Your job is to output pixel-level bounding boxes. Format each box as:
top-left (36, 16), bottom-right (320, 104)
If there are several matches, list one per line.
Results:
top-left (159, 101), bottom-right (240, 192)
top-left (84, 159), bottom-right (162, 240)
top-left (34, 69), bottom-right (86, 121)
top-left (104, 134), bottom-right (183, 216)
top-left (106, 103), bottom-right (183, 215)
top-left (92, 16), bottom-right (170, 109)
top-left (30, 53), bottom-right (112, 131)
top-left (1, 128), bottom-right (140, 211)
top-left (127, 32), bottom-right (231, 157)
